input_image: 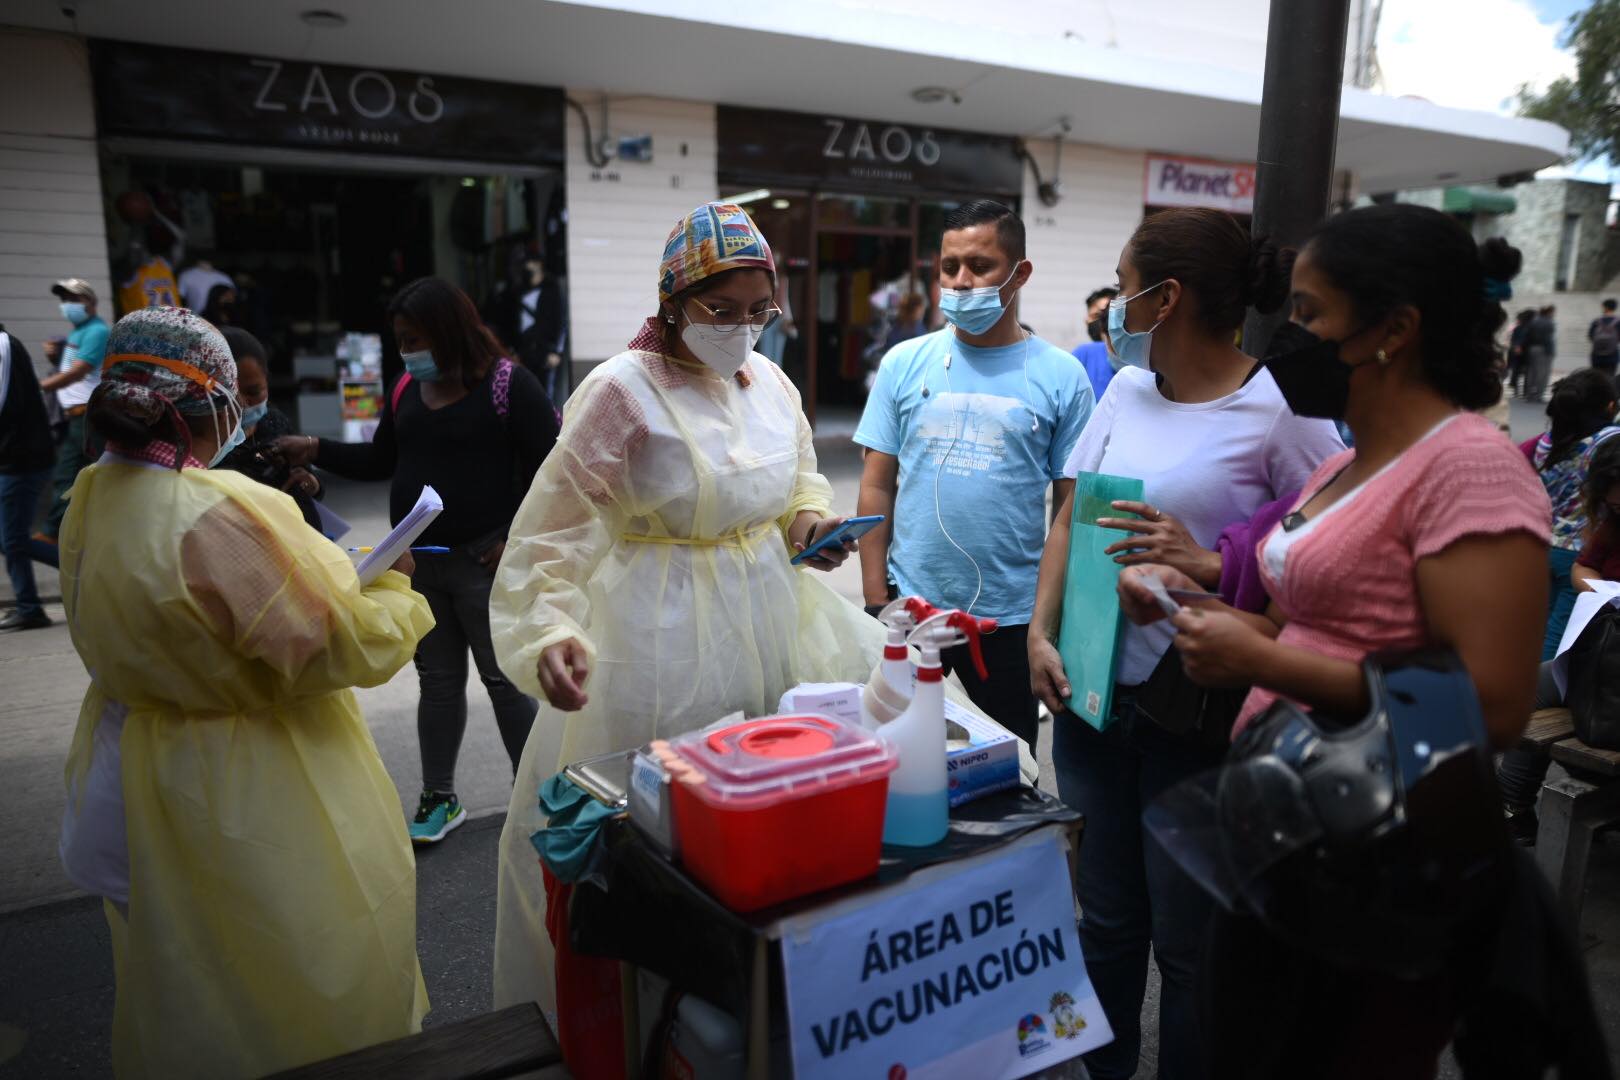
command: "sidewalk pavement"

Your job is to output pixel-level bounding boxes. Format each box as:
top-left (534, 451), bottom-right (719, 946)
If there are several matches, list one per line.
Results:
top-left (0, 813), bottom-right (508, 1077)
top-left (3, 398), bottom-right (1618, 1076)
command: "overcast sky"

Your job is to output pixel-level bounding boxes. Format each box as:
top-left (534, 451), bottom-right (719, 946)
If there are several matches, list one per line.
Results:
top-left (1376, 0), bottom-right (1610, 181)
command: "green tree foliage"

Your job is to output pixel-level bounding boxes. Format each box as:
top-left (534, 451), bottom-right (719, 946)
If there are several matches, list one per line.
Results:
top-left (1518, 0), bottom-right (1620, 162)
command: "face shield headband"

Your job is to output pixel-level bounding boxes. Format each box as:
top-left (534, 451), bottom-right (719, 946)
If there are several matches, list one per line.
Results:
top-left (103, 352), bottom-right (244, 467)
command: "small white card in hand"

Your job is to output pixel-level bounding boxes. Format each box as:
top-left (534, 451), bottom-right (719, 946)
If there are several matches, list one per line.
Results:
top-left (1142, 574), bottom-right (1182, 617)
top-left (356, 486), bottom-right (443, 585)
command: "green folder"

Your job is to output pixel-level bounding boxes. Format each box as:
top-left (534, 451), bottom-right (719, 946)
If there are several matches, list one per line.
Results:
top-left (1056, 472), bottom-right (1144, 731)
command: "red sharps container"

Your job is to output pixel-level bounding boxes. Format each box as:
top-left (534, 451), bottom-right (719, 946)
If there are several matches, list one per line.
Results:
top-left (667, 714), bottom-right (897, 912)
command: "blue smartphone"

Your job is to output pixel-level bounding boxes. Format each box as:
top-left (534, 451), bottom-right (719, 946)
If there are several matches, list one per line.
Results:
top-left (791, 515), bottom-right (885, 565)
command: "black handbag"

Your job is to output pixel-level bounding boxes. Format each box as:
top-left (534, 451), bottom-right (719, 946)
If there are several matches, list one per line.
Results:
top-left (1567, 603), bottom-right (1620, 749)
top-left (1131, 643), bottom-right (1248, 748)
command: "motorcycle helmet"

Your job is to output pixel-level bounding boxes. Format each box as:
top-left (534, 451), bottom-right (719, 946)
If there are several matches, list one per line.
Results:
top-left (1145, 650), bottom-right (1510, 977)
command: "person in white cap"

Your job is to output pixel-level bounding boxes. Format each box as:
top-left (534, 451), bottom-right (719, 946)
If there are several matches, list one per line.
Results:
top-left (36, 278), bottom-right (109, 551)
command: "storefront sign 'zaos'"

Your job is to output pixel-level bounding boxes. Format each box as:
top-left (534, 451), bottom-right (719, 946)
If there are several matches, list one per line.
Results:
top-left (719, 106), bottom-right (1023, 197)
top-left (91, 41), bottom-right (563, 167)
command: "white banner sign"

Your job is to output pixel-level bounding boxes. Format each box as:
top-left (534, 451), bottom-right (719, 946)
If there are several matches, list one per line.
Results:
top-left (1145, 154), bottom-right (1257, 213)
top-left (780, 834), bottom-right (1111, 1079)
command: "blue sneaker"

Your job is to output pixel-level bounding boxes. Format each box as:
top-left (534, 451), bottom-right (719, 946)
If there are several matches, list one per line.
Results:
top-left (409, 790), bottom-right (465, 843)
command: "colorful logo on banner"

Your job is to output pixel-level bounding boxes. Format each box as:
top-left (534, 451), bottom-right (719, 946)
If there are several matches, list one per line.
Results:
top-left (1145, 154), bottom-right (1257, 214)
top-left (780, 835), bottom-right (1112, 1079)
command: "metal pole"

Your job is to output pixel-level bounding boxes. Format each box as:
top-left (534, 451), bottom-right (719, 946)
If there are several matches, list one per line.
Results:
top-left (1243, 0), bottom-right (1354, 358)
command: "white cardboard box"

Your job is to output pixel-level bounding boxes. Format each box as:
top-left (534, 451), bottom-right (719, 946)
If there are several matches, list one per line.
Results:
top-left (944, 700), bottom-right (1019, 807)
top-left (776, 682), bottom-right (1021, 808)
top-left (775, 682), bottom-right (864, 726)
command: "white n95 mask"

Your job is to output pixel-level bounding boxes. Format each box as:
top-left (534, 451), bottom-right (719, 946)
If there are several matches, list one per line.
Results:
top-left (682, 321), bottom-right (759, 380)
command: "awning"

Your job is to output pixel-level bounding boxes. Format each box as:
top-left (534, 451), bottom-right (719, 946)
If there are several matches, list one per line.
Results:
top-left (9, 0), bottom-right (1571, 196)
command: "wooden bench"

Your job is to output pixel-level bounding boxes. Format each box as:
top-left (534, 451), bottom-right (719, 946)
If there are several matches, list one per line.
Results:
top-left (1523, 706), bottom-right (1575, 747)
top-left (1529, 708), bottom-right (1620, 928)
top-left (268, 1003), bottom-right (566, 1080)
top-left (1552, 734), bottom-right (1620, 777)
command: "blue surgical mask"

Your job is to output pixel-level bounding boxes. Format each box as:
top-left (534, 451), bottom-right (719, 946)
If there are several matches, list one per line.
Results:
top-left (241, 400), bottom-right (269, 428)
top-left (209, 419), bottom-right (245, 467)
top-left (939, 262), bottom-right (1022, 337)
top-left (1107, 281), bottom-right (1168, 370)
top-left (401, 349), bottom-right (442, 381)
top-left (61, 302), bottom-right (88, 325)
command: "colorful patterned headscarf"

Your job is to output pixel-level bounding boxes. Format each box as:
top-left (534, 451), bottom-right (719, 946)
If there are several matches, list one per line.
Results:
top-left (100, 307), bottom-right (240, 466)
top-left (657, 202), bottom-right (775, 304)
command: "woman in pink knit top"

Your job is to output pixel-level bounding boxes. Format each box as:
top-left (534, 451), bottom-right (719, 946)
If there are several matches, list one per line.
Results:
top-left (1121, 204), bottom-right (1550, 1078)
top-left (1124, 206), bottom-right (1548, 748)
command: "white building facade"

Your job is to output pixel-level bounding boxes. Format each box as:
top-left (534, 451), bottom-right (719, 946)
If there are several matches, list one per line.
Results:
top-left (2, 0), bottom-right (1567, 423)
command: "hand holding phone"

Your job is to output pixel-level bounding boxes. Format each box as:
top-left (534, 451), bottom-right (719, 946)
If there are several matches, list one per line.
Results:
top-left (791, 514), bottom-right (885, 566)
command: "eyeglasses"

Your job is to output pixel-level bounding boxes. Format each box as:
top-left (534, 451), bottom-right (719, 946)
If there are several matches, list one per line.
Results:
top-left (685, 298), bottom-right (782, 334)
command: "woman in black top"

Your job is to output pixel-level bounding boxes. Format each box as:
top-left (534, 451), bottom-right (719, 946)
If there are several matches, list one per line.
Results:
top-left (0, 329), bottom-right (57, 631)
top-left (277, 277), bottom-right (559, 843)
top-left (216, 327), bottom-right (325, 533)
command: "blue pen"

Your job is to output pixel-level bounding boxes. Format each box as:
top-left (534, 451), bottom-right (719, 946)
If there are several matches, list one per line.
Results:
top-left (348, 545), bottom-right (451, 554)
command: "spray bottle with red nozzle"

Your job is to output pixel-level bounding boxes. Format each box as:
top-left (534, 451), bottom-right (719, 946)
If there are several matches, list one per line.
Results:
top-left (881, 609), bottom-right (995, 847)
top-left (860, 596), bottom-right (941, 730)
top-left (878, 598), bottom-right (940, 684)
top-left (863, 597), bottom-right (997, 730)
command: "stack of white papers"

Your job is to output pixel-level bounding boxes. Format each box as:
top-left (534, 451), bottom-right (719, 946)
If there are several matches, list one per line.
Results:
top-left (1551, 579), bottom-right (1620, 696)
top-left (356, 486), bottom-right (443, 585)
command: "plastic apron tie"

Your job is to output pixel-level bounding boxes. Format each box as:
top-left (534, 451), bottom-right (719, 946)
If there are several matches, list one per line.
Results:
top-left (619, 522), bottom-right (777, 564)
top-left (619, 522), bottom-right (775, 547)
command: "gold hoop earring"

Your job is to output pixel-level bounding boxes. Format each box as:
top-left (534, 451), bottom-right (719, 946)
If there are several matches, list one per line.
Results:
top-left (1376, 348), bottom-right (1390, 365)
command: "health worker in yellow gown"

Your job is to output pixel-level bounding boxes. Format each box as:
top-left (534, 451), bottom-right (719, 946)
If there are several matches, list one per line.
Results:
top-left (490, 202), bottom-right (884, 1016)
top-left (55, 307), bottom-right (435, 1078)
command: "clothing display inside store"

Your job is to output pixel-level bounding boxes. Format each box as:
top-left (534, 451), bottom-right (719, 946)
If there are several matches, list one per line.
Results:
top-left (816, 233), bottom-right (910, 408)
top-left (116, 254), bottom-right (180, 313)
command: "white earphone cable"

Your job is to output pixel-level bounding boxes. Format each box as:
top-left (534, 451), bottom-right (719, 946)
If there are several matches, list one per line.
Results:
top-left (932, 330), bottom-right (1033, 614)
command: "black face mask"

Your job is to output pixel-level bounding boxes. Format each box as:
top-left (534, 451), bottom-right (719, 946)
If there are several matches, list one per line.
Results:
top-left (1264, 321), bottom-right (1365, 421)
top-left (1087, 315), bottom-right (1106, 343)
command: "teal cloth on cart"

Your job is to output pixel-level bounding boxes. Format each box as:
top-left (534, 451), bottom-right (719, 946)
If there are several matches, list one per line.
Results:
top-left (530, 773), bottom-right (616, 882)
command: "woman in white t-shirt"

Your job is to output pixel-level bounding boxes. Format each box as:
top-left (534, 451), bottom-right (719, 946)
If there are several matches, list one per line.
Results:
top-left (1026, 208), bottom-right (1343, 1080)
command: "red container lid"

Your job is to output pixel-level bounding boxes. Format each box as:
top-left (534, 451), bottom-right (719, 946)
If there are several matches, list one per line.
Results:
top-left (669, 714), bottom-right (896, 810)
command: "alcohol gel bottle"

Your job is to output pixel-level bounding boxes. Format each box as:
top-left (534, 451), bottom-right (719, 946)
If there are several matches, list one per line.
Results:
top-left (881, 610), bottom-right (992, 847)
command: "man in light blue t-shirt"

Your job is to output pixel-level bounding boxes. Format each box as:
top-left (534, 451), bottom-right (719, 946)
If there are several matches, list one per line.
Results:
top-left (38, 278), bottom-right (110, 548)
top-left (855, 200), bottom-right (1093, 750)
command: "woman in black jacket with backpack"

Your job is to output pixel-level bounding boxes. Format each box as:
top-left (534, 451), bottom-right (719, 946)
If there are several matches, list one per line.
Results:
top-left (276, 276), bottom-right (559, 843)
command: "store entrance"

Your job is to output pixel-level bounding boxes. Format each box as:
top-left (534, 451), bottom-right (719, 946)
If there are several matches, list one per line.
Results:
top-left (98, 152), bottom-right (565, 433)
top-left (813, 230), bottom-right (913, 415)
top-left (727, 190), bottom-right (982, 430)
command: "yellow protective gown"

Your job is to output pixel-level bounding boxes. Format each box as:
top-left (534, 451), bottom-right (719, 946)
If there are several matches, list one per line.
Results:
top-left (490, 350), bottom-right (884, 1016)
top-left (58, 456), bottom-right (435, 1078)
